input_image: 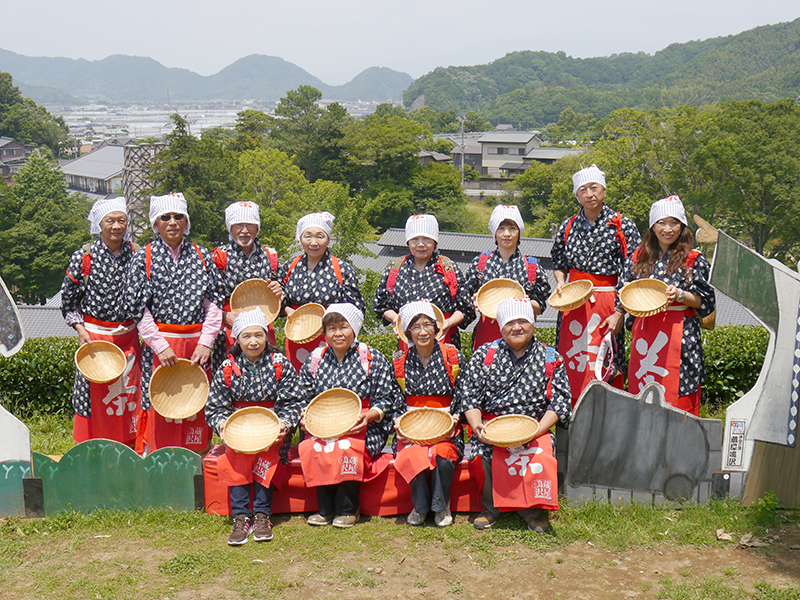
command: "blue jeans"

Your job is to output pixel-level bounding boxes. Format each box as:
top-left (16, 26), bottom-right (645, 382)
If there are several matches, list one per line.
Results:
top-left (230, 481), bottom-right (273, 516)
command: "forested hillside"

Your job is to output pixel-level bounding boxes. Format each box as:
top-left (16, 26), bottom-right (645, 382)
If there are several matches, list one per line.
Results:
top-left (404, 18), bottom-right (800, 127)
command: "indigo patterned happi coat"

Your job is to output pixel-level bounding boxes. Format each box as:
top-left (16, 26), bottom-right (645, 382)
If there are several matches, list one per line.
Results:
top-left (465, 249), bottom-right (551, 310)
top-left (280, 250), bottom-right (363, 311)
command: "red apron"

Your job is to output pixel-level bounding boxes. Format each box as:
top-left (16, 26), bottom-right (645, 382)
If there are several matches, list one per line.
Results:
top-left (394, 395), bottom-right (458, 484)
top-left (398, 311), bottom-right (456, 352)
top-left (222, 299), bottom-right (277, 351)
top-left (558, 270), bottom-right (620, 406)
top-left (491, 433), bottom-right (559, 511)
top-left (285, 303), bottom-right (326, 372)
top-left (73, 315), bottom-right (142, 445)
top-left (473, 314), bottom-right (503, 350)
top-left (138, 322), bottom-right (212, 453)
top-left (216, 400), bottom-right (286, 489)
top-left (629, 305), bottom-right (693, 414)
top-left (298, 399), bottom-right (370, 487)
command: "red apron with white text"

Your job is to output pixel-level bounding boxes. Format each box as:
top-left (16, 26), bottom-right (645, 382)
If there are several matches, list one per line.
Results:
top-left (74, 315), bottom-right (142, 445)
top-left (394, 395), bottom-right (458, 484)
top-left (142, 322), bottom-right (212, 453)
top-left (558, 270), bottom-right (619, 405)
top-left (216, 399), bottom-right (287, 489)
top-left (491, 434), bottom-right (559, 511)
top-left (298, 400), bottom-right (370, 487)
top-left (628, 307), bottom-right (688, 411)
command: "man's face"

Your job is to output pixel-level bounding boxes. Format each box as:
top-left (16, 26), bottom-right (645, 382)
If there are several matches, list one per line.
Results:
top-left (501, 318), bottom-right (535, 353)
top-left (154, 212), bottom-right (186, 246)
top-left (231, 223), bottom-right (258, 250)
top-left (99, 211), bottom-right (128, 247)
top-left (576, 182), bottom-right (606, 212)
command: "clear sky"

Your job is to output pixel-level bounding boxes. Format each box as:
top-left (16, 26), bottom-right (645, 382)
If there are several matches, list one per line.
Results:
top-left (3, 1), bottom-right (798, 85)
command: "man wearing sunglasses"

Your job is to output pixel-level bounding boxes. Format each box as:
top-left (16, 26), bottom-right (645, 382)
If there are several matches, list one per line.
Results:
top-left (126, 192), bottom-right (225, 455)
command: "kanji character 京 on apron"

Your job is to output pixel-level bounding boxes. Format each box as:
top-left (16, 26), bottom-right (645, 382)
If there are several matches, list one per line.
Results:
top-left (619, 195), bottom-right (716, 416)
top-left (126, 193), bottom-right (226, 454)
top-left (60, 198), bottom-right (141, 445)
top-left (281, 212), bottom-right (364, 372)
top-left (466, 205), bottom-right (550, 350)
top-left (373, 214), bottom-right (475, 352)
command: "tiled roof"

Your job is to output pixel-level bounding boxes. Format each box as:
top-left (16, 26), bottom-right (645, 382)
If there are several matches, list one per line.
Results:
top-left (61, 145), bottom-right (124, 180)
top-left (525, 148), bottom-right (585, 160)
top-left (478, 132), bottom-right (540, 144)
top-left (18, 306), bottom-right (76, 339)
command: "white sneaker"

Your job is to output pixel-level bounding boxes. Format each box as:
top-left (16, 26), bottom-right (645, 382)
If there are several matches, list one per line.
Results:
top-left (434, 508), bottom-right (453, 527)
top-left (407, 509), bottom-right (427, 526)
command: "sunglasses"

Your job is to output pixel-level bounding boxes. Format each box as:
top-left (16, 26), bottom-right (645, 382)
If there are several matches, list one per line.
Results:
top-left (159, 213), bottom-right (186, 222)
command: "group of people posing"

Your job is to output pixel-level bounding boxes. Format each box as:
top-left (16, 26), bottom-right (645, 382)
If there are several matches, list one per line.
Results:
top-left (60, 163), bottom-right (715, 545)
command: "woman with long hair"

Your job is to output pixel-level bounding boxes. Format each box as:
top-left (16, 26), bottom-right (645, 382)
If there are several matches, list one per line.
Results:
top-left (617, 196), bottom-right (715, 415)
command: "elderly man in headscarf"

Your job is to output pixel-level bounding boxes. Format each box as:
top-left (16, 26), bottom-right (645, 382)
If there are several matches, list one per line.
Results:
top-left (61, 197), bottom-right (141, 446)
top-left (126, 193), bottom-right (225, 454)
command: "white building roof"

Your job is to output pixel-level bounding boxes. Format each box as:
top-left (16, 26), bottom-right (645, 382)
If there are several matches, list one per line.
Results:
top-left (61, 145), bottom-right (124, 181)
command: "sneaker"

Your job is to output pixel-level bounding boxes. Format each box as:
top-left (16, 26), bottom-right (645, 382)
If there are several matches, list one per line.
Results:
top-left (520, 509), bottom-right (550, 533)
top-left (252, 513), bottom-right (273, 541)
top-left (473, 509), bottom-right (499, 530)
top-left (434, 508), bottom-right (453, 527)
top-left (407, 509), bottom-right (427, 526)
top-left (227, 515), bottom-right (252, 545)
top-left (307, 513), bottom-right (334, 526)
top-left (332, 511), bottom-right (360, 528)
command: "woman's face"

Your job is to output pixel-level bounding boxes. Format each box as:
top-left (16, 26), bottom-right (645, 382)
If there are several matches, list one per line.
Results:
top-left (325, 319), bottom-right (354, 355)
top-left (653, 217), bottom-right (683, 251)
top-left (407, 236), bottom-right (436, 263)
top-left (237, 326), bottom-right (267, 362)
top-left (495, 220), bottom-right (520, 251)
top-left (300, 227), bottom-right (329, 260)
top-left (408, 315), bottom-right (437, 352)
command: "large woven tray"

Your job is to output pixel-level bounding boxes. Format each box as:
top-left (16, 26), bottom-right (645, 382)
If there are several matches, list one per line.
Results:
top-left (304, 388), bottom-right (362, 440)
top-left (75, 340), bottom-right (126, 384)
top-left (548, 280), bottom-right (593, 312)
top-left (285, 303), bottom-right (325, 343)
top-left (619, 279), bottom-right (669, 318)
top-left (396, 303), bottom-right (445, 345)
top-left (397, 407), bottom-right (454, 445)
top-left (230, 279), bottom-right (281, 325)
top-left (224, 406), bottom-right (281, 454)
top-left (150, 359), bottom-right (209, 419)
top-left (483, 414), bottom-right (539, 448)
top-left (476, 278), bottom-right (526, 320)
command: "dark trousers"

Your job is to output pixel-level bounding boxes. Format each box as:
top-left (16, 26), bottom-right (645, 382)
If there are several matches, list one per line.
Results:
top-left (410, 456), bottom-right (456, 514)
top-left (316, 481), bottom-right (361, 517)
top-left (480, 458), bottom-right (540, 520)
top-left (230, 481), bottom-right (274, 516)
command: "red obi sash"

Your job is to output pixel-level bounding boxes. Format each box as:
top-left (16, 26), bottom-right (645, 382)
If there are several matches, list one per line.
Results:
top-left (491, 433), bottom-right (559, 511)
top-left (629, 306), bottom-right (692, 413)
top-left (74, 315), bottom-right (142, 446)
top-left (138, 322), bottom-right (211, 453)
top-left (285, 303), bottom-right (326, 372)
top-left (558, 269), bottom-right (620, 405)
top-left (394, 395), bottom-right (458, 483)
top-left (298, 398), bottom-right (371, 487)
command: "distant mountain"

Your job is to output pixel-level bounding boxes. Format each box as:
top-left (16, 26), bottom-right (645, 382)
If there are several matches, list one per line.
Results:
top-left (0, 49), bottom-right (413, 104)
top-left (404, 18), bottom-right (800, 125)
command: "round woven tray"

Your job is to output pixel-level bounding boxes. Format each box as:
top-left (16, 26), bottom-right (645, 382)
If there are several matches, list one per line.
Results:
top-left (476, 278), bottom-right (526, 320)
top-left (397, 303), bottom-right (445, 345)
top-left (304, 387), bottom-right (362, 440)
top-left (230, 279), bottom-right (281, 325)
top-left (285, 303), bottom-right (325, 343)
top-left (397, 407), bottom-right (454, 445)
top-left (150, 359), bottom-right (209, 420)
top-left (74, 340), bottom-right (126, 384)
top-left (224, 406), bottom-right (281, 454)
top-left (619, 279), bottom-right (669, 318)
top-left (483, 414), bottom-right (539, 448)
top-left (548, 280), bottom-right (593, 312)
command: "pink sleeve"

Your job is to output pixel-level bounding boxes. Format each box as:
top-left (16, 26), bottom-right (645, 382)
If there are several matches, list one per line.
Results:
top-left (137, 307), bottom-right (170, 355)
top-left (199, 298), bottom-right (223, 348)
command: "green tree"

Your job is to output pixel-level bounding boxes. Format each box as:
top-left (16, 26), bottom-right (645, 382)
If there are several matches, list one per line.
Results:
top-left (0, 72), bottom-right (68, 155)
top-left (230, 109), bottom-right (273, 152)
top-left (462, 111), bottom-right (492, 132)
top-left (0, 152), bottom-right (89, 303)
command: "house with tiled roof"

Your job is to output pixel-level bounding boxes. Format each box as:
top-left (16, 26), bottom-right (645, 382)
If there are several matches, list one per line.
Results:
top-left (61, 145), bottom-right (124, 195)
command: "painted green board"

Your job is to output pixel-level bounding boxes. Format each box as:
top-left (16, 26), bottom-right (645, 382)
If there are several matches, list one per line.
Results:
top-left (0, 461), bottom-right (31, 516)
top-left (710, 232), bottom-right (778, 331)
top-left (32, 440), bottom-right (201, 514)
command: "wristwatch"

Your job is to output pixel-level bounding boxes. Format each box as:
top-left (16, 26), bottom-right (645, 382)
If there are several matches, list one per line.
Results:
top-left (676, 289), bottom-right (685, 304)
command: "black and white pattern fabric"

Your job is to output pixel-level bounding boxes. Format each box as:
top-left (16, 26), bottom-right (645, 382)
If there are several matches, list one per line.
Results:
top-left (297, 344), bottom-right (402, 459)
top-left (61, 239), bottom-right (137, 417)
top-left (126, 237), bottom-right (226, 409)
top-left (397, 344), bottom-right (467, 457)
top-left (372, 252), bottom-right (476, 349)
top-left (465, 249), bottom-right (551, 310)
top-left (617, 249), bottom-right (716, 395)
top-left (461, 340), bottom-right (571, 461)
top-left (280, 250), bottom-right (364, 311)
top-left (206, 351), bottom-right (300, 463)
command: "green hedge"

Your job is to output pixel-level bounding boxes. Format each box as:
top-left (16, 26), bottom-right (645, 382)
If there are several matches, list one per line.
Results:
top-left (0, 325), bottom-right (768, 418)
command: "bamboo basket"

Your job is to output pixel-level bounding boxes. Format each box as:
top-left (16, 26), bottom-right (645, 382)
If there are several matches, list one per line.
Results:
top-left (483, 414), bottom-right (539, 448)
top-left (476, 278), bottom-right (526, 320)
top-left (285, 303), bottom-right (325, 343)
top-left (230, 279), bottom-right (281, 325)
top-left (397, 407), bottom-right (454, 445)
top-left (74, 340), bottom-right (126, 384)
top-left (619, 279), bottom-right (669, 318)
top-left (304, 388), bottom-right (362, 440)
top-left (150, 359), bottom-right (209, 419)
top-left (548, 280), bottom-right (593, 312)
top-left (224, 406), bottom-right (281, 454)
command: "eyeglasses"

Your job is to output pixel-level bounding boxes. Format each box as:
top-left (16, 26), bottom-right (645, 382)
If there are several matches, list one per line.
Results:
top-left (159, 213), bottom-right (186, 222)
top-left (408, 322), bottom-right (436, 333)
